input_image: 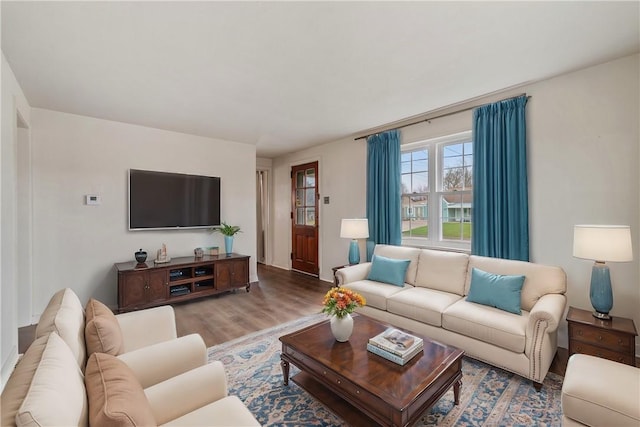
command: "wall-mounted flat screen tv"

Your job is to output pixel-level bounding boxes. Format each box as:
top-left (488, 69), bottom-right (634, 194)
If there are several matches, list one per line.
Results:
top-left (129, 169), bottom-right (221, 230)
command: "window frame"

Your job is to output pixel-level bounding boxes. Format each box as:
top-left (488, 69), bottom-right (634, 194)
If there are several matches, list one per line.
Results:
top-left (401, 131), bottom-right (472, 251)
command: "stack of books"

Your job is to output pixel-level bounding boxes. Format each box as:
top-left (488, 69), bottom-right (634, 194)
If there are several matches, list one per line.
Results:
top-left (367, 327), bottom-right (424, 366)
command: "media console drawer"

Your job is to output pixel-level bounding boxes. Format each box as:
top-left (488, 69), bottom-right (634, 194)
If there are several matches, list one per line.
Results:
top-left (116, 254), bottom-right (250, 312)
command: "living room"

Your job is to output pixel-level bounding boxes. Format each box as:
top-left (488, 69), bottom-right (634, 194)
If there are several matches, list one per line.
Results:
top-left (1, 2), bottom-right (639, 425)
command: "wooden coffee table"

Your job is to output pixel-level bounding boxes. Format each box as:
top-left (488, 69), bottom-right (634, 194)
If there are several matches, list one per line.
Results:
top-left (279, 315), bottom-right (463, 427)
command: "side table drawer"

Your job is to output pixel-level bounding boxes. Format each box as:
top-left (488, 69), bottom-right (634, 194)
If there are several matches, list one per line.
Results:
top-left (571, 341), bottom-right (634, 365)
top-left (569, 324), bottom-right (634, 352)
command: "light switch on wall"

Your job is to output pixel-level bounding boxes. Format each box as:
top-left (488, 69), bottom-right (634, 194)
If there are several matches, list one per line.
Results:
top-left (324, 196), bottom-right (330, 204)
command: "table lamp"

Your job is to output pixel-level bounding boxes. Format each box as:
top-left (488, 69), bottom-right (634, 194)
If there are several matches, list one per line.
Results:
top-left (573, 225), bottom-right (633, 320)
top-left (340, 219), bottom-right (369, 265)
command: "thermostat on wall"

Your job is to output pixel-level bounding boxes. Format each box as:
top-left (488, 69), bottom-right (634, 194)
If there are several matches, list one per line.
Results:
top-left (85, 195), bottom-right (101, 205)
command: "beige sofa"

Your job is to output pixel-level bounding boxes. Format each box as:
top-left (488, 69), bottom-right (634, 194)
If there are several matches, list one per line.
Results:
top-left (336, 244), bottom-right (567, 387)
top-left (561, 354), bottom-right (640, 427)
top-left (1, 288), bottom-right (259, 426)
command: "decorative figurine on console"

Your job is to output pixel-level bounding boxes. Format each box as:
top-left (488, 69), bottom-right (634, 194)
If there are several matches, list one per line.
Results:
top-left (194, 247), bottom-right (204, 259)
top-left (154, 243), bottom-right (171, 264)
top-left (134, 249), bottom-right (148, 268)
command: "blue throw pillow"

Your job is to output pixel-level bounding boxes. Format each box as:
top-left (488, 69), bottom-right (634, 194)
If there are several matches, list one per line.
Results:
top-left (466, 268), bottom-right (526, 315)
top-left (367, 255), bottom-right (410, 287)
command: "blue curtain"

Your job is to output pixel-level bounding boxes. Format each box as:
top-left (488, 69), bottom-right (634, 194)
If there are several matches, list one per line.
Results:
top-left (366, 130), bottom-right (402, 260)
top-left (472, 96), bottom-right (529, 261)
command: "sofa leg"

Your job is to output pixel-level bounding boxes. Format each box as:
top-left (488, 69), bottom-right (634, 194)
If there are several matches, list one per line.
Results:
top-left (532, 381), bottom-right (542, 392)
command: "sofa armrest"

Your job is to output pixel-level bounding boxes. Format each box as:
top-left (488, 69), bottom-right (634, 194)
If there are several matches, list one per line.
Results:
top-left (527, 293), bottom-right (566, 334)
top-left (145, 361), bottom-right (228, 425)
top-left (335, 262), bottom-right (371, 285)
top-left (116, 305), bottom-right (178, 352)
top-left (117, 333), bottom-right (206, 388)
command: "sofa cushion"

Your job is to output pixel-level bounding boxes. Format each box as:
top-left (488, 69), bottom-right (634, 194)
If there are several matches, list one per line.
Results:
top-left (35, 288), bottom-right (86, 369)
top-left (465, 256), bottom-right (566, 312)
top-left (367, 255), bottom-right (411, 287)
top-left (344, 280), bottom-right (410, 310)
top-left (466, 268), bottom-right (525, 314)
top-left (387, 287), bottom-right (462, 327)
top-left (562, 354), bottom-right (640, 427)
top-left (442, 299), bottom-right (528, 353)
top-left (85, 298), bottom-right (124, 357)
top-left (15, 332), bottom-right (88, 427)
top-left (414, 249), bottom-right (469, 295)
top-left (372, 245), bottom-right (422, 285)
top-left (85, 352), bottom-right (157, 427)
top-left (1, 335), bottom-right (49, 427)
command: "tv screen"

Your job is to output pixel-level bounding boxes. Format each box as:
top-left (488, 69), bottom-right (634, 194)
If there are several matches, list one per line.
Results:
top-left (128, 169), bottom-right (221, 230)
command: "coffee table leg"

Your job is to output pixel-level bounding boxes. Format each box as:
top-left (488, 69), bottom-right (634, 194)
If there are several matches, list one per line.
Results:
top-left (281, 359), bottom-right (290, 386)
top-left (453, 379), bottom-right (462, 405)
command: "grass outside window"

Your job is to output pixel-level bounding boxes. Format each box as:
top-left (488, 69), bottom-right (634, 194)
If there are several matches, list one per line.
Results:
top-left (402, 222), bottom-right (472, 240)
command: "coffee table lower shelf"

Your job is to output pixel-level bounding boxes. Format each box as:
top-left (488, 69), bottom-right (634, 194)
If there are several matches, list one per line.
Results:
top-left (291, 371), bottom-right (378, 427)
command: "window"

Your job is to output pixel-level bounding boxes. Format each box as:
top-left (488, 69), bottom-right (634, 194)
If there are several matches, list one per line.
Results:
top-left (401, 131), bottom-right (473, 249)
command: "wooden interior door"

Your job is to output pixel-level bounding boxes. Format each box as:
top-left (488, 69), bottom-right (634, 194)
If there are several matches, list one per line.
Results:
top-left (291, 161), bottom-right (319, 276)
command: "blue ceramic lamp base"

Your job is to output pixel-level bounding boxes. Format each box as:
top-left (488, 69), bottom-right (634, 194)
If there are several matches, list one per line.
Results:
top-left (590, 262), bottom-right (613, 320)
top-left (348, 240), bottom-right (360, 265)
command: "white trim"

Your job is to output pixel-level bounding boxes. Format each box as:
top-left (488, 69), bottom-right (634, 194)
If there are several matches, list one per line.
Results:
top-left (402, 130), bottom-right (472, 150)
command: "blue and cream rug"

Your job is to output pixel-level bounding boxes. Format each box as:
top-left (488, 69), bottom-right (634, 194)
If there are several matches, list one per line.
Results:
top-left (207, 314), bottom-right (563, 426)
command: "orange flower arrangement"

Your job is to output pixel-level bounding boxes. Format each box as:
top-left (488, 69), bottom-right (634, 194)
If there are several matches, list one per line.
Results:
top-left (322, 287), bottom-right (366, 319)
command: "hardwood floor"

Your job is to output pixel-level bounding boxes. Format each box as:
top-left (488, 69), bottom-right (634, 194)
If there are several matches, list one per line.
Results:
top-left (19, 263), bottom-right (574, 376)
top-left (172, 264), bottom-right (329, 347)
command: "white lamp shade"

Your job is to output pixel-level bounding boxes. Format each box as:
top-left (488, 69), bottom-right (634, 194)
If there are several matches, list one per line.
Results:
top-left (573, 225), bottom-right (633, 262)
top-left (340, 219), bottom-right (369, 239)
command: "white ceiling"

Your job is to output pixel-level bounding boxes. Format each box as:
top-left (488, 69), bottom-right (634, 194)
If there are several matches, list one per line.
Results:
top-left (2, 1), bottom-right (639, 158)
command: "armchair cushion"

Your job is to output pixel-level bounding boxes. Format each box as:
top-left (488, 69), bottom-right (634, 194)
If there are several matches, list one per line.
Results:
top-left (15, 333), bottom-right (88, 427)
top-left (34, 287), bottom-right (86, 369)
top-left (116, 305), bottom-right (177, 353)
top-left (85, 352), bottom-right (156, 427)
top-left (1, 334), bottom-right (49, 427)
top-left (85, 298), bottom-right (124, 357)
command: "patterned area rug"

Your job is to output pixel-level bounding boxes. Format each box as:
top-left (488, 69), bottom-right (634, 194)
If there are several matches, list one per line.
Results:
top-left (207, 314), bottom-right (563, 426)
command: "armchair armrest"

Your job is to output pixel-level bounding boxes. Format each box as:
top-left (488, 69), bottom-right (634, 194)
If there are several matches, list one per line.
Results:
top-left (145, 361), bottom-right (228, 425)
top-left (117, 333), bottom-right (206, 388)
top-left (336, 262), bottom-right (371, 285)
top-left (116, 305), bottom-right (178, 352)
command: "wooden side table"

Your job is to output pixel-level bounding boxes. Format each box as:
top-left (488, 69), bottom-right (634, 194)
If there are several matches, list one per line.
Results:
top-left (331, 265), bottom-right (351, 286)
top-left (566, 306), bottom-right (637, 366)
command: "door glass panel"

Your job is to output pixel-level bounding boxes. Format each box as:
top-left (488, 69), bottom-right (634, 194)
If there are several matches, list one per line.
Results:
top-left (305, 169), bottom-right (315, 187)
top-left (296, 208), bottom-right (304, 225)
top-left (305, 208), bottom-right (315, 226)
top-left (306, 189), bottom-right (315, 206)
top-left (296, 171), bottom-right (304, 188)
top-left (295, 189), bottom-right (304, 207)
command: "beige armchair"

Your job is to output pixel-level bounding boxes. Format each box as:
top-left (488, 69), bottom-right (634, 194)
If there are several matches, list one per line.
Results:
top-left (1, 288), bottom-right (259, 426)
top-left (34, 288), bottom-right (206, 387)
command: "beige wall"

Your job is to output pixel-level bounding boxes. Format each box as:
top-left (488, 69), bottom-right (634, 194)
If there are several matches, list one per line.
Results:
top-left (1, 53), bottom-right (32, 388)
top-left (270, 53), bottom-right (640, 355)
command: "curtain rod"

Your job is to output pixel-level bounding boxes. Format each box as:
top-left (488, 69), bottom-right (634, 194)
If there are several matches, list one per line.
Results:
top-left (354, 93), bottom-right (529, 141)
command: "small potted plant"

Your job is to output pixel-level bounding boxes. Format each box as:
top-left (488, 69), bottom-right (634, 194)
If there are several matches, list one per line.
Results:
top-left (212, 222), bottom-right (242, 255)
top-left (322, 286), bottom-right (366, 342)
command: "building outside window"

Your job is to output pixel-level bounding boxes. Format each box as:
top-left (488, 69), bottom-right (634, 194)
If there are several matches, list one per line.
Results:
top-left (401, 131), bottom-right (472, 250)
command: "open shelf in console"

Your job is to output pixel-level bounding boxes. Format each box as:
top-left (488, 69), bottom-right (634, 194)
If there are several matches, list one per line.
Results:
top-left (194, 279), bottom-right (214, 292)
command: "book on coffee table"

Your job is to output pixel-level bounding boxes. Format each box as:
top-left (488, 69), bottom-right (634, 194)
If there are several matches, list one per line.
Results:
top-left (366, 342), bottom-right (423, 366)
top-left (368, 327), bottom-right (423, 357)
